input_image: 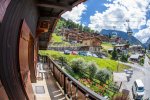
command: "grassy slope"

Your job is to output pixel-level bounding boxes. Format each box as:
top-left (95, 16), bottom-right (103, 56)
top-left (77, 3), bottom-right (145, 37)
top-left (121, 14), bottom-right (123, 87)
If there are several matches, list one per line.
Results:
top-left (51, 33), bottom-right (71, 46)
top-left (101, 42), bottom-right (113, 50)
top-left (52, 33), bottom-right (63, 42)
top-left (39, 50), bottom-right (130, 72)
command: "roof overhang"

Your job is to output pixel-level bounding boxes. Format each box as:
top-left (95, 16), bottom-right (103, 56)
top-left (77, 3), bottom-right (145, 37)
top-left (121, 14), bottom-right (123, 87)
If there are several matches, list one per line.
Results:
top-left (37, 0), bottom-right (86, 49)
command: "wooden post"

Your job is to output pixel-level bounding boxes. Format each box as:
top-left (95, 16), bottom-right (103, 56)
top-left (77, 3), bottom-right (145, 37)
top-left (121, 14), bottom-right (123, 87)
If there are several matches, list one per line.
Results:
top-left (119, 82), bottom-right (122, 90)
top-left (75, 86), bottom-right (78, 100)
top-left (70, 81), bottom-right (73, 100)
top-left (85, 94), bottom-right (89, 100)
top-left (64, 75), bottom-right (67, 95)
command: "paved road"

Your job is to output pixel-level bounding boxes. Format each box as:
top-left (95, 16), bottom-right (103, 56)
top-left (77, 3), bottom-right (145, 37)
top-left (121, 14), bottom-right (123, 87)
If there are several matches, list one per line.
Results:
top-left (143, 55), bottom-right (150, 99)
top-left (120, 55), bottom-right (150, 99)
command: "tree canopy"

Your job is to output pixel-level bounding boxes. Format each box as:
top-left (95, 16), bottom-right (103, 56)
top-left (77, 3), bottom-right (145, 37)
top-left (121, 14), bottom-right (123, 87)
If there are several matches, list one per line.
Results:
top-left (54, 18), bottom-right (95, 34)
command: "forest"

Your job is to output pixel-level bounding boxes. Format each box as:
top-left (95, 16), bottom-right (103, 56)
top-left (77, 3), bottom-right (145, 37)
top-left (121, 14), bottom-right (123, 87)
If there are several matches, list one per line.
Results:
top-left (54, 18), bottom-right (97, 34)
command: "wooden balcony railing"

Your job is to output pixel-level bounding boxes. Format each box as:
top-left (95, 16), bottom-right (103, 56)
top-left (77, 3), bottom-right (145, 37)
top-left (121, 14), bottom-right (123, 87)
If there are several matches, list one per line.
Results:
top-left (39, 55), bottom-right (106, 100)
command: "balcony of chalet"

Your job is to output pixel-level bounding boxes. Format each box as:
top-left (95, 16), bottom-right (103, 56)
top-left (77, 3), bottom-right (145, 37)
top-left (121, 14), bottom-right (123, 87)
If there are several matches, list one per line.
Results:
top-left (32, 55), bottom-right (105, 100)
top-left (0, 0), bottom-right (106, 100)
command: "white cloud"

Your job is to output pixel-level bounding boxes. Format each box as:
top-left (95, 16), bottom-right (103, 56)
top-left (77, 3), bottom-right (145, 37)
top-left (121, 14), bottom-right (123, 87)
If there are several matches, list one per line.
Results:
top-left (61, 3), bottom-right (87, 24)
top-left (88, 0), bottom-right (150, 42)
top-left (107, 0), bottom-right (112, 2)
top-left (134, 27), bottom-right (150, 43)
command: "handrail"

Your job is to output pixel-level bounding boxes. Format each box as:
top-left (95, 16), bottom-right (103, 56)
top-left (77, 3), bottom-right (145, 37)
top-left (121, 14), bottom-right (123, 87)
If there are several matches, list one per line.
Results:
top-left (40, 55), bottom-right (106, 100)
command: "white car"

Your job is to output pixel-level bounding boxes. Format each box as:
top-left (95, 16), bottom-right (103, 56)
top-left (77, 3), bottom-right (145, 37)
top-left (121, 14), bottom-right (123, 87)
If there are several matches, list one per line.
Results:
top-left (86, 52), bottom-right (93, 56)
top-left (92, 54), bottom-right (98, 58)
top-left (132, 79), bottom-right (145, 99)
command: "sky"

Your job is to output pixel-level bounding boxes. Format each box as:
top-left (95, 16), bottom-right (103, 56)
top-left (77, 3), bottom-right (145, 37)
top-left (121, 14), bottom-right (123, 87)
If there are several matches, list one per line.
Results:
top-left (61, 0), bottom-right (150, 43)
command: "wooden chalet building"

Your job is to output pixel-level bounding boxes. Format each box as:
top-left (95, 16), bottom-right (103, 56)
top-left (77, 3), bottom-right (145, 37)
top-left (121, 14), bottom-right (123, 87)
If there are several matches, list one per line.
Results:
top-left (82, 37), bottom-right (102, 52)
top-left (0, 0), bottom-right (105, 100)
top-left (62, 28), bottom-right (83, 43)
top-left (110, 37), bottom-right (126, 44)
top-left (92, 33), bottom-right (109, 42)
top-left (62, 28), bottom-right (90, 43)
top-left (82, 37), bottom-right (102, 46)
top-left (62, 28), bottom-right (109, 43)
top-left (129, 45), bottom-right (144, 53)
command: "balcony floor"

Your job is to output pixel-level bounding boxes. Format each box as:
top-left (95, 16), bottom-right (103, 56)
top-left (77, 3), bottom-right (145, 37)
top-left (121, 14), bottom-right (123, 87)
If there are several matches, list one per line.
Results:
top-left (32, 63), bottom-right (66, 100)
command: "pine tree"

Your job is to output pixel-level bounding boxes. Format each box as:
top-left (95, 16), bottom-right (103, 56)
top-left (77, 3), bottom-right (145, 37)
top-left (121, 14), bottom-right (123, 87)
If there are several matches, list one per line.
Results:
top-left (111, 47), bottom-right (118, 60)
top-left (149, 44), bottom-right (150, 50)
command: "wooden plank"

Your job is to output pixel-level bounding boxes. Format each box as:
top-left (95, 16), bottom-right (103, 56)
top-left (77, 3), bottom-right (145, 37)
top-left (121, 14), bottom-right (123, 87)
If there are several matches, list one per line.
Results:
top-left (19, 20), bottom-right (34, 99)
top-left (0, 0), bottom-right (11, 22)
top-left (0, 80), bottom-right (9, 100)
top-left (0, 0), bottom-right (38, 99)
top-left (37, 3), bottom-right (71, 10)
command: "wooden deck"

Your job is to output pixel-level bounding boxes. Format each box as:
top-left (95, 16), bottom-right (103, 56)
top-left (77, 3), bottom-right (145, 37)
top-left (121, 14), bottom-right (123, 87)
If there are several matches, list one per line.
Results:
top-left (32, 63), bottom-right (66, 100)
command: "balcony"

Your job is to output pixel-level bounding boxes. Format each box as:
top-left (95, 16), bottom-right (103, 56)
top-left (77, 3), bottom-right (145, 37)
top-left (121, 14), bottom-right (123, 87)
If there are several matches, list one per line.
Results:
top-left (32, 55), bottom-right (105, 100)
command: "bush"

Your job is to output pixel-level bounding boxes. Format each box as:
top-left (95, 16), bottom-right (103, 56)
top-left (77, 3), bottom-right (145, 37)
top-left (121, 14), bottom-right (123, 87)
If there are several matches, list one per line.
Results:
top-left (140, 58), bottom-right (144, 66)
top-left (96, 69), bottom-right (111, 84)
top-left (70, 58), bottom-right (86, 73)
top-left (111, 47), bottom-right (118, 60)
top-left (87, 62), bottom-right (98, 80)
top-left (58, 56), bottom-right (67, 66)
top-left (51, 54), bottom-right (60, 60)
top-left (120, 54), bottom-right (128, 62)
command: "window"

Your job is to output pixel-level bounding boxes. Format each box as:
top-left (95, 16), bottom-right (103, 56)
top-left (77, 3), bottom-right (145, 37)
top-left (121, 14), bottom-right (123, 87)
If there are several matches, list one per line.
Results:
top-left (0, 0), bottom-right (11, 22)
top-left (137, 87), bottom-right (144, 92)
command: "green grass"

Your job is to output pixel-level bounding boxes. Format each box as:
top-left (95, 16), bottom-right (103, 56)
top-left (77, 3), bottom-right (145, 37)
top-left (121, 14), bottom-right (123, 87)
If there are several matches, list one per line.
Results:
top-left (101, 42), bottom-right (113, 50)
top-left (147, 53), bottom-right (150, 59)
top-left (39, 50), bottom-right (130, 72)
top-left (39, 50), bottom-right (123, 98)
top-left (51, 33), bottom-right (71, 46)
top-left (52, 33), bottom-right (63, 42)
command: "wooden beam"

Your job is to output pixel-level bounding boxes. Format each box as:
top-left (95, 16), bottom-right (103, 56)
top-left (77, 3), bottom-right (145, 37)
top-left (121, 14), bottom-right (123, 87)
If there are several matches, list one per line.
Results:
top-left (39, 16), bottom-right (59, 20)
top-left (36, 3), bottom-right (72, 10)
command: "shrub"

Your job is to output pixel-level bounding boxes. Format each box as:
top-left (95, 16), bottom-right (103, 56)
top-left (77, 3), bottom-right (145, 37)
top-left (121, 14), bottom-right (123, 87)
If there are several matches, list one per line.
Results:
top-left (58, 56), bottom-right (67, 66)
top-left (96, 69), bottom-right (111, 84)
top-left (70, 58), bottom-right (86, 73)
top-left (51, 54), bottom-right (60, 60)
top-left (120, 54), bottom-right (128, 62)
top-left (140, 58), bottom-right (144, 66)
top-left (87, 62), bottom-right (98, 80)
top-left (111, 47), bottom-right (118, 60)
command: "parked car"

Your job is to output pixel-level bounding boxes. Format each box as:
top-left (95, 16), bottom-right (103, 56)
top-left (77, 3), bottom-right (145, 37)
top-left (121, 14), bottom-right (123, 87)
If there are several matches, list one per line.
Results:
top-left (132, 79), bottom-right (144, 99)
top-left (86, 51), bottom-right (93, 56)
top-left (92, 54), bottom-right (98, 58)
top-left (64, 50), bottom-right (71, 55)
top-left (78, 51), bottom-right (87, 56)
top-left (71, 51), bottom-right (78, 55)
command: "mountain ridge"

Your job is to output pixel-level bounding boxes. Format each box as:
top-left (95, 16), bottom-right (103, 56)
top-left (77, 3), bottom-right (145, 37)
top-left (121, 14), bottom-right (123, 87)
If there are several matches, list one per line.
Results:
top-left (144, 38), bottom-right (150, 48)
top-left (100, 29), bottom-right (144, 47)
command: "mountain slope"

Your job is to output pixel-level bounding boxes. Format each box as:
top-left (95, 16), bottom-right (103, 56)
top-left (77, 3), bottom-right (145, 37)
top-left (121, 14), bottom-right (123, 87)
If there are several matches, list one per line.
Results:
top-left (100, 29), bottom-right (143, 46)
top-left (144, 38), bottom-right (150, 48)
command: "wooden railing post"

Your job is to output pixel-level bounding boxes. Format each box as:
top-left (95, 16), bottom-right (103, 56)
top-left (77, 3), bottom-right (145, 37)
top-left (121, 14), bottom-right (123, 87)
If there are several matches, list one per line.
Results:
top-left (64, 75), bottom-right (67, 96)
top-left (70, 81), bottom-right (73, 100)
top-left (53, 64), bottom-right (55, 78)
top-left (59, 72), bottom-right (62, 86)
top-left (44, 56), bottom-right (105, 100)
top-left (75, 86), bottom-right (78, 100)
top-left (85, 94), bottom-right (89, 100)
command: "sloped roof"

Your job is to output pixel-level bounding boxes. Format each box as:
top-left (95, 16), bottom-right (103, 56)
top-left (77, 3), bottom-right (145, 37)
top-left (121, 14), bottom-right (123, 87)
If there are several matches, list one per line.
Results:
top-left (130, 54), bottom-right (140, 59)
top-left (37, 0), bottom-right (86, 49)
top-left (135, 79), bottom-right (144, 87)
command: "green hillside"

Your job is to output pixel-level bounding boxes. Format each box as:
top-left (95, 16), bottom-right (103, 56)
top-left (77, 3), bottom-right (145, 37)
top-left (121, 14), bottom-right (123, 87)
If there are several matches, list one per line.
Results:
top-left (39, 50), bottom-right (130, 72)
top-left (52, 33), bottom-right (63, 42)
top-left (101, 42), bottom-right (113, 50)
